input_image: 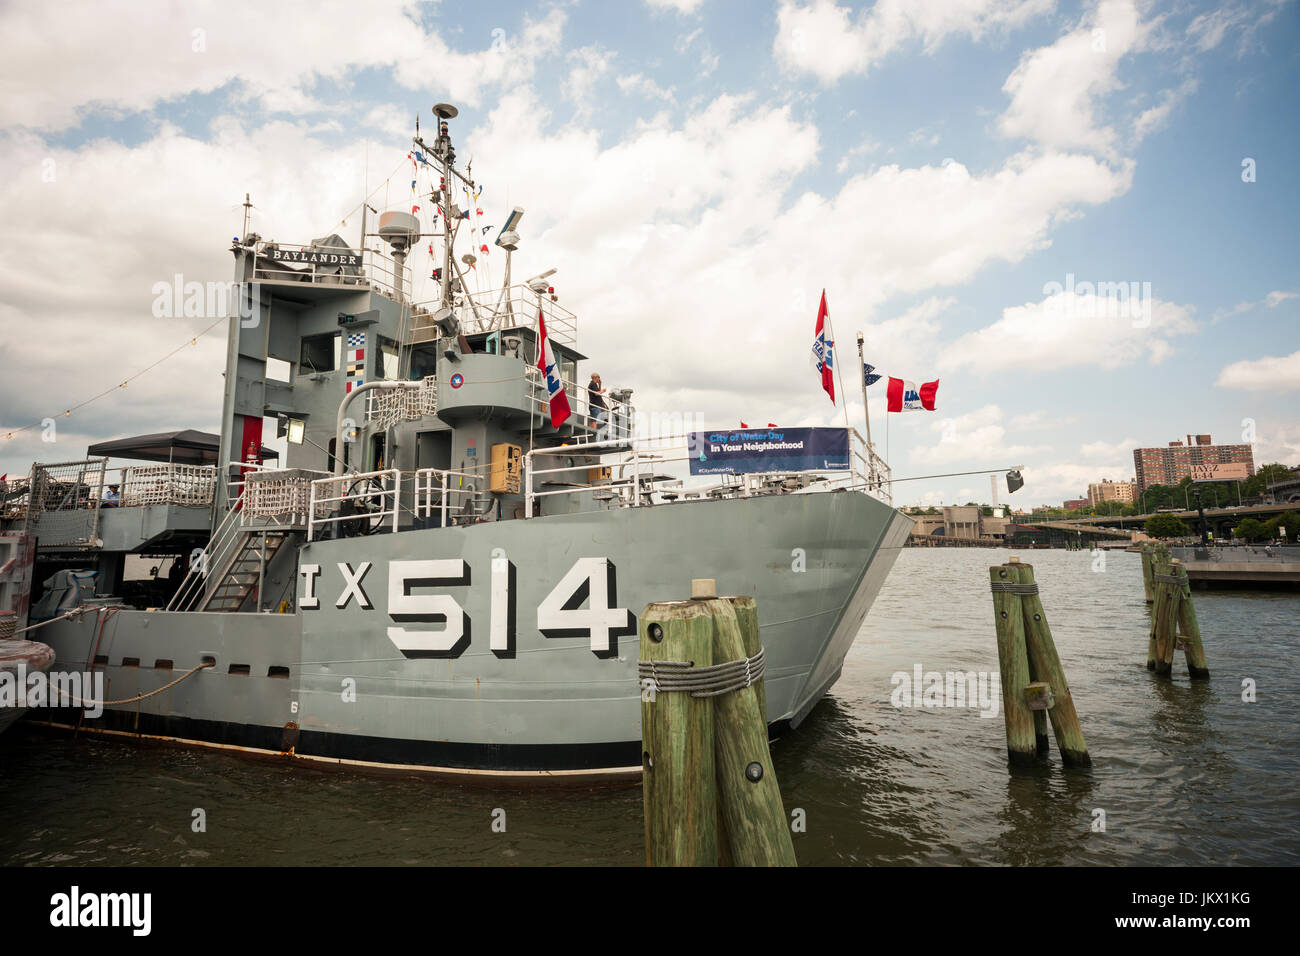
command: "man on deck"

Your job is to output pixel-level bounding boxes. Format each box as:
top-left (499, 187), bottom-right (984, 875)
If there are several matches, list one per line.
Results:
top-left (588, 373), bottom-right (608, 440)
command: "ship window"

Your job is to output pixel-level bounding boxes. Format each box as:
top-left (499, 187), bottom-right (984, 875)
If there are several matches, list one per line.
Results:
top-left (154, 659), bottom-right (174, 671)
top-left (121, 657), bottom-right (140, 667)
top-left (228, 663), bottom-right (251, 676)
top-left (411, 346), bottom-right (438, 380)
top-left (377, 336), bottom-right (399, 380)
top-left (300, 332), bottom-right (340, 373)
top-left (268, 666), bottom-right (290, 679)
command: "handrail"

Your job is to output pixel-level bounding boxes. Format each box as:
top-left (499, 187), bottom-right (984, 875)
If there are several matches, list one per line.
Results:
top-left (307, 468), bottom-right (401, 541)
top-left (167, 503), bottom-right (244, 611)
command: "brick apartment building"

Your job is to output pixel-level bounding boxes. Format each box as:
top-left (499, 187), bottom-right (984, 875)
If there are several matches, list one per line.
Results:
top-left (1088, 479), bottom-right (1136, 506)
top-left (1132, 434), bottom-right (1254, 493)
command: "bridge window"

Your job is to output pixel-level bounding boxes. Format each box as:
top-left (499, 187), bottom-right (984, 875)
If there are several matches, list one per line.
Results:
top-left (377, 336), bottom-right (399, 380)
top-left (300, 332), bottom-right (340, 373)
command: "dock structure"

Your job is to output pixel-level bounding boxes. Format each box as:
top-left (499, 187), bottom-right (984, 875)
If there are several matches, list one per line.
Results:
top-left (1169, 545), bottom-right (1300, 590)
top-left (989, 558), bottom-right (1090, 768)
top-left (639, 582), bottom-right (796, 867)
top-left (1147, 555), bottom-right (1210, 679)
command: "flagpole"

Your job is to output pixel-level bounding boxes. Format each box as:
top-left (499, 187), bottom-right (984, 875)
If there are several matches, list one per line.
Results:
top-left (855, 331), bottom-right (878, 488)
top-left (827, 308), bottom-right (851, 435)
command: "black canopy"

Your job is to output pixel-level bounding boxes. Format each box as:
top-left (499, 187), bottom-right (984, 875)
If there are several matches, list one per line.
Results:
top-left (87, 429), bottom-right (279, 466)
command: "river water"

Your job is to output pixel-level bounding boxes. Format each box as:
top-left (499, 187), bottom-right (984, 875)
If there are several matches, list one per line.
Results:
top-left (2, 548), bottom-right (1296, 866)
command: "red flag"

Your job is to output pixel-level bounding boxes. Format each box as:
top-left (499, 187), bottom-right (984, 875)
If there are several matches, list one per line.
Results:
top-left (740, 421), bottom-right (748, 428)
top-left (811, 290), bottom-right (835, 405)
top-left (537, 310), bottom-right (571, 428)
top-left (886, 378), bottom-right (939, 412)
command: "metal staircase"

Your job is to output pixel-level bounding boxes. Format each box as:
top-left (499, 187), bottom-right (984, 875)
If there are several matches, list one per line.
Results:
top-left (200, 529), bottom-right (288, 612)
top-left (168, 505), bottom-right (291, 613)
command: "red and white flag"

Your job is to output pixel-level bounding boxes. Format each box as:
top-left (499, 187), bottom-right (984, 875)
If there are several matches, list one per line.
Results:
top-left (886, 377), bottom-right (939, 412)
top-left (811, 290), bottom-right (835, 405)
top-left (537, 309), bottom-right (571, 428)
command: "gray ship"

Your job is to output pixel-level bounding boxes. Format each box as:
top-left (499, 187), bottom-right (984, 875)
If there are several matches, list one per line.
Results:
top-left (2, 105), bottom-right (910, 777)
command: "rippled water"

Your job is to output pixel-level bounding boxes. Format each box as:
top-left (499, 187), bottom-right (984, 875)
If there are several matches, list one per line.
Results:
top-left (2, 548), bottom-right (1296, 866)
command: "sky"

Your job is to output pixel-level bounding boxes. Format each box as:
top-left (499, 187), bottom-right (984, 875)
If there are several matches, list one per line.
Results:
top-left (1, 0), bottom-right (1297, 508)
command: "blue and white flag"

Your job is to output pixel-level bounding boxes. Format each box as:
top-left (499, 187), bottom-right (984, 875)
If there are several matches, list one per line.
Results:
top-left (863, 363), bottom-right (882, 387)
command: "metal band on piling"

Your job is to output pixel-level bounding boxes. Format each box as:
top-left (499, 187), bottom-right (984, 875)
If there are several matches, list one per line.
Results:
top-left (1153, 573), bottom-right (1181, 585)
top-left (638, 648), bottom-right (766, 698)
top-left (989, 582), bottom-right (1039, 595)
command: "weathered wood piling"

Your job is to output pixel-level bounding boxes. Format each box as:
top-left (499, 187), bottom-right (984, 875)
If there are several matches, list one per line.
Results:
top-left (639, 600), bottom-right (717, 866)
top-left (640, 581), bottom-right (796, 867)
top-left (1146, 555), bottom-right (1210, 680)
top-left (990, 558), bottom-right (1090, 768)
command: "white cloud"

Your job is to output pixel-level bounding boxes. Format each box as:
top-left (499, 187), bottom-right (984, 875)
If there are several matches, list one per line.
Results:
top-left (647, 0), bottom-right (707, 13)
top-left (773, 0), bottom-right (1053, 84)
top-left (564, 46), bottom-right (617, 113)
top-left (835, 136), bottom-right (881, 173)
top-left (910, 404), bottom-right (1041, 466)
top-left (0, 2), bottom-right (568, 131)
top-left (617, 73), bottom-right (676, 103)
top-left (1183, 2), bottom-right (1286, 56)
top-left (998, 0), bottom-right (1151, 157)
top-left (1213, 289), bottom-right (1297, 322)
top-left (1215, 350), bottom-right (1300, 392)
top-left (1133, 78), bottom-right (1197, 142)
top-left (1078, 437), bottom-right (1138, 461)
top-left (940, 288), bottom-right (1196, 372)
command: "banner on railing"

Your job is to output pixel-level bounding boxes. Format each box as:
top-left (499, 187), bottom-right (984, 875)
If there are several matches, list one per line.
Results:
top-left (687, 428), bottom-right (849, 476)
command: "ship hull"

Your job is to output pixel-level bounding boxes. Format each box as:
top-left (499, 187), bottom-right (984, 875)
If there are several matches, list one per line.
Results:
top-left (30, 490), bottom-right (911, 774)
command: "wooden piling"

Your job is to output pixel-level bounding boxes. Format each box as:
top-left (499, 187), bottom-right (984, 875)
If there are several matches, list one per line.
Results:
top-left (1148, 553), bottom-right (1182, 677)
top-left (1014, 563), bottom-right (1091, 768)
top-left (1026, 654), bottom-right (1051, 756)
top-left (1140, 542), bottom-right (1156, 604)
top-left (990, 561), bottom-right (1037, 766)
top-left (1171, 562), bottom-right (1210, 680)
top-left (640, 601), bottom-right (718, 867)
top-left (706, 598), bottom-right (796, 867)
top-left (725, 595), bottom-right (767, 727)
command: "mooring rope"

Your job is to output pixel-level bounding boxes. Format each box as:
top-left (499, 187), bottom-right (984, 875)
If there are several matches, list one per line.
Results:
top-left (989, 582), bottom-right (1039, 595)
top-left (9, 605), bottom-right (103, 636)
top-left (638, 649), bottom-right (765, 698)
top-left (61, 660), bottom-right (216, 708)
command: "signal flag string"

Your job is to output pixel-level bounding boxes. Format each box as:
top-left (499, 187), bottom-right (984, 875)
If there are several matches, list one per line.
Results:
top-left (1, 314), bottom-right (227, 442)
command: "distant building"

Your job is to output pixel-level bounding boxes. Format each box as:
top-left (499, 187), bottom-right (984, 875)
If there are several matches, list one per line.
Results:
top-left (1133, 434), bottom-right (1254, 493)
top-left (1088, 479), bottom-right (1136, 506)
top-left (903, 507), bottom-right (1009, 544)
top-left (943, 505), bottom-right (982, 539)
top-left (1063, 498), bottom-right (1089, 511)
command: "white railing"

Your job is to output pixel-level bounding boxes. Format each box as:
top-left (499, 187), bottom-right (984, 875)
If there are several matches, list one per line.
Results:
top-left (307, 469), bottom-right (401, 541)
top-left (120, 464), bottom-right (216, 507)
top-left (408, 285), bottom-right (578, 347)
top-left (243, 467), bottom-right (328, 527)
top-left (251, 241), bottom-right (410, 300)
top-left (413, 468), bottom-right (485, 527)
top-left (520, 366), bottom-right (636, 443)
top-left (523, 428), bottom-right (891, 518)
